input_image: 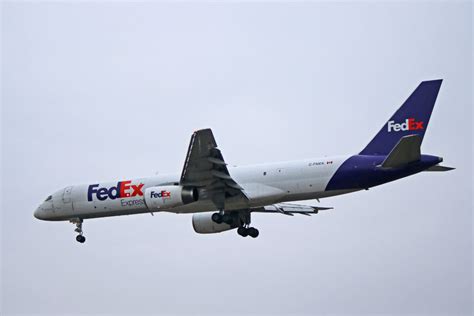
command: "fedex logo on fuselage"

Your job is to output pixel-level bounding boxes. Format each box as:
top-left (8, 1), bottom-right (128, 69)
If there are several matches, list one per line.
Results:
top-left (87, 180), bottom-right (144, 202)
top-left (387, 118), bottom-right (424, 132)
top-left (150, 190), bottom-right (171, 199)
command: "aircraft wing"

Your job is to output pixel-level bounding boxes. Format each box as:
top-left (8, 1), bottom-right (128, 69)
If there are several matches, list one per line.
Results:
top-left (252, 203), bottom-right (333, 216)
top-left (180, 128), bottom-right (248, 209)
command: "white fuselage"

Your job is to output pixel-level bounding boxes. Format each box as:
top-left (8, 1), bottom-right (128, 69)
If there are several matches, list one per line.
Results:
top-left (35, 155), bottom-right (354, 221)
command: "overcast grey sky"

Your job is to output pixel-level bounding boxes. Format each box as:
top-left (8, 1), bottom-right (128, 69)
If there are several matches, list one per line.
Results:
top-left (1, 2), bottom-right (472, 315)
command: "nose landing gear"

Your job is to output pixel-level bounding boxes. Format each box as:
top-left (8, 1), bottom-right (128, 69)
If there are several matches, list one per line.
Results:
top-left (71, 219), bottom-right (86, 243)
top-left (76, 234), bottom-right (86, 243)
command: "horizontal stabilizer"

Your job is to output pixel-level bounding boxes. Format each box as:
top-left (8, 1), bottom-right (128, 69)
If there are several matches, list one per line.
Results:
top-left (424, 165), bottom-right (455, 172)
top-left (380, 135), bottom-right (421, 169)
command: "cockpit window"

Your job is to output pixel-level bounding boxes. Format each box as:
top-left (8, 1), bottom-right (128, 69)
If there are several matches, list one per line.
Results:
top-left (45, 195), bottom-right (52, 202)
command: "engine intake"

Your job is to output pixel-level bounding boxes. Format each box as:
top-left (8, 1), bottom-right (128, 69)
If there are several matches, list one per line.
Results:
top-left (144, 185), bottom-right (198, 210)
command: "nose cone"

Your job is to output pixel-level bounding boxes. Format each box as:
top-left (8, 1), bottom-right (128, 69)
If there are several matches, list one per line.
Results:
top-left (34, 206), bottom-right (47, 220)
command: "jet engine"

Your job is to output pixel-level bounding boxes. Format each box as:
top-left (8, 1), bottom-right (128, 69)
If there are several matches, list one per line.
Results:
top-left (192, 212), bottom-right (237, 234)
top-left (144, 185), bottom-right (198, 210)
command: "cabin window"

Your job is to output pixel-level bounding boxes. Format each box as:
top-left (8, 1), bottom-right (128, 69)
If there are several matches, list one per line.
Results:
top-left (263, 172), bottom-right (267, 176)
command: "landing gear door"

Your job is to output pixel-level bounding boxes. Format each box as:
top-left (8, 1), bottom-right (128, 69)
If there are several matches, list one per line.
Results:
top-left (63, 186), bottom-right (73, 203)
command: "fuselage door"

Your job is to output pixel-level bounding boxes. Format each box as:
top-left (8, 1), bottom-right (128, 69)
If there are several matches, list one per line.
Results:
top-left (63, 186), bottom-right (73, 203)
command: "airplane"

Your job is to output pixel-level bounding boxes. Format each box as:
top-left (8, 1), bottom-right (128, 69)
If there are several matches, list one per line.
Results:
top-left (34, 80), bottom-right (454, 243)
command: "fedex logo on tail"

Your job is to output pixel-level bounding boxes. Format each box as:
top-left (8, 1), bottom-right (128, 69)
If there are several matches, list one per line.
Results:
top-left (387, 118), bottom-right (424, 132)
top-left (150, 190), bottom-right (171, 199)
top-left (88, 181), bottom-right (144, 201)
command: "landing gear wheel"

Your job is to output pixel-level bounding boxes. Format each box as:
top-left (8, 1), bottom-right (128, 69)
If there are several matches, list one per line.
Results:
top-left (237, 226), bottom-right (248, 237)
top-left (211, 213), bottom-right (223, 224)
top-left (247, 227), bottom-right (259, 238)
top-left (71, 219), bottom-right (86, 243)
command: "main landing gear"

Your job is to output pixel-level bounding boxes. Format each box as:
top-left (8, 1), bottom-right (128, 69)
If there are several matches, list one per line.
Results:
top-left (237, 226), bottom-right (259, 238)
top-left (211, 211), bottom-right (259, 238)
top-left (71, 219), bottom-right (86, 243)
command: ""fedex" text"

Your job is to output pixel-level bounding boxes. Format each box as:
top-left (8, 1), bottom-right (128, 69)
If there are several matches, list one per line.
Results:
top-left (150, 190), bottom-right (171, 199)
top-left (387, 118), bottom-right (424, 132)
top-left (87, 180), bottom-right (144, 201)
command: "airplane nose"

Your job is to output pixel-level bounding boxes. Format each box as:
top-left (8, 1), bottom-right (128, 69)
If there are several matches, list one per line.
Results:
top-left (34, 207), bottom-right (46, 220)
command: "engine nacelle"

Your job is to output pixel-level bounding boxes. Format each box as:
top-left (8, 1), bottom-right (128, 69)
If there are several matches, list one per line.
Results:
top-left (192, 212), bottom-right (237, 234)
top-left (144, 185), bottom-right (198, 210)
